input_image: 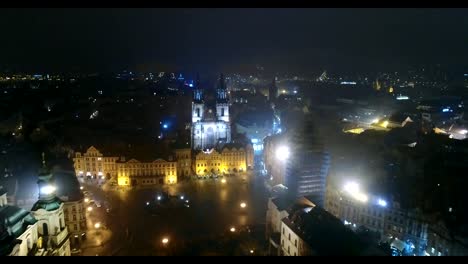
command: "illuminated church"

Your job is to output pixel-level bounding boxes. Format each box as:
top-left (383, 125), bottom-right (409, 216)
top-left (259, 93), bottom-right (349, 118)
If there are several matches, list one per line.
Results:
top-left (191, 74), bottom-right (231, 151)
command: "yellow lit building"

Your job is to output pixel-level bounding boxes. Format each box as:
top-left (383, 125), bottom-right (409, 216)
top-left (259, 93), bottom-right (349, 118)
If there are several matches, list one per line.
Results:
top-left (116, 158), bottom-right (177, 186)
top-left (72, 146), bottom-right (119, 180)
top-left (194, 144), bottom-right (249, 176)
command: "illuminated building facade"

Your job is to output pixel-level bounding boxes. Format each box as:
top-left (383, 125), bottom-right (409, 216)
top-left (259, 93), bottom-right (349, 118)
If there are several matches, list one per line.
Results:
top-left (62, 198), bottom-right (86, 251)
top-left (30, 156), bottom-right (71, 256)
top-left (194, 144), bottom-right (251, 176)
top-left (325, 185), bottom-right (434, 256)
top-left (116, 158), bottom-right (177, 186)
top-left (191, 74), bottom-right (231, 151)
top-left (72, 146), bottom-right (119, 180)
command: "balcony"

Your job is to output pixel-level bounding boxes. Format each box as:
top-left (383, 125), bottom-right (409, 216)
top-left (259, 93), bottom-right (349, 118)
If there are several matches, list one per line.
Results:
top-left (51, 226), bottom-right (69, 246)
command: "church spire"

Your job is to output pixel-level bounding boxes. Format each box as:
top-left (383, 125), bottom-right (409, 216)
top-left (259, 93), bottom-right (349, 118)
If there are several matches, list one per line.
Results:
top-left (36, 152), bottom-right (56, 201)
top-left (216, 73), bottom-right (228, 101)
top-left (193, 73), bottom-right (203, 102)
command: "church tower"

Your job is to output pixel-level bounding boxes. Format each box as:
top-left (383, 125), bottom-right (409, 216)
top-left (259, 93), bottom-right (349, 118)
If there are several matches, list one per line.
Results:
top-left (192, 73), bottom-right (204, 123)
top-left (191, 73), bottom-right (232, 151)
top-left (30, 153), bottom-right (71, 256)
top-left (216, 73), bottom-right (229, 123)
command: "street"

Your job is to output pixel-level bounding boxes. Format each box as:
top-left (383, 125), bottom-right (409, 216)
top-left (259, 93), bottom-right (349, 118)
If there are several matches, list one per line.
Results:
top-left (80, 172), bottom-right (270, 255)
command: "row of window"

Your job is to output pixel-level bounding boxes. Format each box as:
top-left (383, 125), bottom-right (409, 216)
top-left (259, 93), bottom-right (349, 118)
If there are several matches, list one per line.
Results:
top-left (123, 163), bottom-right (175, 169)
top-left (197, 163), bottom-right (242, 167)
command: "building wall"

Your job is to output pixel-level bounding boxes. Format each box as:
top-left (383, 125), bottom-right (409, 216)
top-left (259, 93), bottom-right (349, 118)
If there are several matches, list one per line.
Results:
top-left (31, 204), bottom-right (70, 256)
top-left (280, 221), bottom-right (301, 256)
top-left (63, 199), bottom-right (87, 249)
top-left (9, 222), bottom-right (38, 256)
top-left (175, 148), bottom-right (192, 178)
top-left (194, 147), bottom-right (247, 176)
top-left (325, 187), bottom-right (429, 256)
top-left (191, 121), bottom-right (231, 151)
top-left (117, 159), bottom-right (177, 186)
top-left (73, 146), bottom-right (118, 180)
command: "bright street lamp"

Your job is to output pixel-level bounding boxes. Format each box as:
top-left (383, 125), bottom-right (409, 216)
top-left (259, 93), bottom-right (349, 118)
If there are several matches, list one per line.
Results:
top-left (221, 178), bottom-right (226, 184)
top-left (84, 198), bottom-right (89, 203)
top-left (80, 186), bottom-right (84, 190)
top-left (94, 222), bottom-right (101, 229)
top-left (162, 237), bottom-right (169, 244)
top-left (230, 227), bottom-right (236, 232)
top-left (87, 206), bottom-right (93, 212)
top-left (275, 146), bottom-right (290, 161)
top-left (240, 202), bottom-right (247, 208)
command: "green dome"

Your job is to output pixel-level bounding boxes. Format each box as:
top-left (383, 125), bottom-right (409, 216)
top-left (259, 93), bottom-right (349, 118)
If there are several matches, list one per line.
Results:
top-left (31, 196), bottom-right (63, 212)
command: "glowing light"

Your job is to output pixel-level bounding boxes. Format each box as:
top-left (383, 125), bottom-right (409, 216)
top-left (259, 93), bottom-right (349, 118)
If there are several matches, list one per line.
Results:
top-left (378, 199), bottom-right (387, 207)
top-left (240, 202), bottom-right (247, 208)
top-left (371, 118), bottom-right (379, 124)
top-left (460, 130), bottom-right (468, 135)
top-left (250, 249), bottom-right (254, 254)
top-left (87, 206), bottom-right (93, 212)
top-left (98, 172), bottom-right (103, 176)
top-left (94, 223), bottom-right (101, 229)
top-left (162, 237), bottom-right (169, 244)
top-left (157, 196), bottom-right (161, 201)
top-left (221, 178), bottom-right (226, 184)
top-left (381, 120), bottom-right (389, 128)
top-left (442, 108), bottom-right (450, 113)
top-left (275, 146), bottom-right (290, 161)
top-left (80, 186), bottom-right (84, 190)
top-left (180, 196), bottom-right (184, 200)
top-left (230, 227), bottom-right (236, 232)
top-left (343, 182), bottom-right (368, 203)
top-left (146, 202), bottom-right (150, 205)
top-left (163, 124), bottom-right (168, 129)
top-left (40, 185), bottom-right (56, 195)
top-left (396, 95), bottom-right (409, 100)
top-left (84, 198), bottom-right (89, 203)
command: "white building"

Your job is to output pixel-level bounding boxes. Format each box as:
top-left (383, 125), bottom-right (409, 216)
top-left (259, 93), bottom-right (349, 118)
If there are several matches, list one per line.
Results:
top-left (1, 190), bottom-right (38, 256)
top-left (191, 74), bottom-right (231, 150)
top-left (30, 156), bottom-right (71, 256)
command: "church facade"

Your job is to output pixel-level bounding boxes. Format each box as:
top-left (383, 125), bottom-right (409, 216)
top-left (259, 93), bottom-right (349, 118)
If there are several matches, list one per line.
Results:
top-left (191, 74), bottom-right (231, 151)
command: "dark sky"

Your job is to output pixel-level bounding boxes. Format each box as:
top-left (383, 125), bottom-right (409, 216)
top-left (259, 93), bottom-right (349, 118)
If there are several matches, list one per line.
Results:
top-left (1, 8), bottom-right (467, 74)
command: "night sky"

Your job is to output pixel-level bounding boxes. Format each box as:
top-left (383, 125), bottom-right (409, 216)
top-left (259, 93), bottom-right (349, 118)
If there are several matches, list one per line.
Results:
top-left (1, 8), bottom-right (467, 74)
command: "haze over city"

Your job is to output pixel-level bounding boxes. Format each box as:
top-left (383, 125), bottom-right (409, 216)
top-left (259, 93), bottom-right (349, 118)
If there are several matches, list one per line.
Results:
top-left (1, 8), bottom-right (468, 256)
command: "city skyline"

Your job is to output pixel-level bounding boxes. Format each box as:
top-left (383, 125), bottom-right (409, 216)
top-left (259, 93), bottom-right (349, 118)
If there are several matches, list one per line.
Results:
top-left (1, 8), bottom-right (468, 74)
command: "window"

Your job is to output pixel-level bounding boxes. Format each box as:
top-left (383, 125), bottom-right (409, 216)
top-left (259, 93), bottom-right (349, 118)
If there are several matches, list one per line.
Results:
top-left (73, 215), bottom-right (76, 221)
top-left (295, 239), bottom-right (297, 247)
top-left (283, 227), bottom-right (285, 235)
top-left (288, 234), bottom-right (291, 241)
top-left (294, 252), bottom-right (297, 256)
top-left (288, 246), bottom-right (290, 254)
top-left (74, 224), bottom-right (78, 231)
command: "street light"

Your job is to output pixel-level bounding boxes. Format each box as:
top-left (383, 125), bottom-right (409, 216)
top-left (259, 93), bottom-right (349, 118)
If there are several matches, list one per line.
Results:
top-left (162, 237), bottom-right (169, 245)
top-left (275, 146), bottom-right (290, 161)
top-left (80, 186), bottom-right (84, 190)
top-left (84, 198), bottom-right (89, 203)
top-left (240, 202), bottom-right (247, 208)
top-left (250, 249), bottom-right (254, 254)
top-left (94, 222), bottom-right (101, 229)
top-left (230, 227), bottom-right (236, 232)
top-left (221, 178), bottom-right (226, 184)
top-left (87, 206), bottom-right (93, 212)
